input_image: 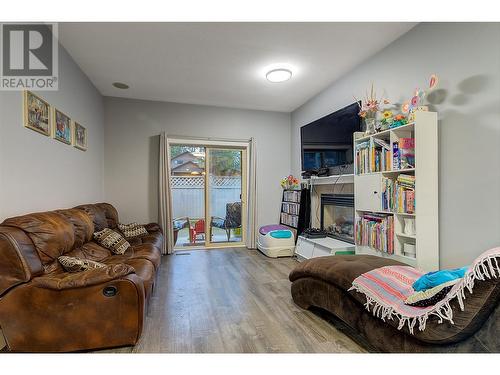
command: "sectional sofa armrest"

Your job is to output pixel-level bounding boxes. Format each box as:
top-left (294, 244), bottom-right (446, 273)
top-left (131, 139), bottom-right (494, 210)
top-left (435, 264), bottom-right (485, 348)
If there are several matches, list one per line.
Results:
top-left (144, 223), bottom-right (162, 234)
top-left (31, 264), bottom-right (134, 290)
top-left (0, 226), bottom-right (44, 296)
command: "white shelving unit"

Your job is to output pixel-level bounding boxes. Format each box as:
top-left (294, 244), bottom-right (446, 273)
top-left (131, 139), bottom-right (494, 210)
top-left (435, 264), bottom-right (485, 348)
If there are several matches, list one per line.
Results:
top-left (353, 111), bottom-right (439, 271)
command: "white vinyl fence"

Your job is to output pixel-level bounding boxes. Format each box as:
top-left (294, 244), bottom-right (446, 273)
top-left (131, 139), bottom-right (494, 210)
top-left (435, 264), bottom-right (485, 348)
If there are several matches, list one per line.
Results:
top-left (171, 176), bottom-right (241, 219)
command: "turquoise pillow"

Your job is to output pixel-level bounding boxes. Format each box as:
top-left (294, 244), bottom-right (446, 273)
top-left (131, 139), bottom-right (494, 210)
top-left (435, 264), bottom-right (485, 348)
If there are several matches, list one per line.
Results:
top-left (412, 266), bottom-right (468, 292)
top-left (270, 230), bottom-right (292, 239)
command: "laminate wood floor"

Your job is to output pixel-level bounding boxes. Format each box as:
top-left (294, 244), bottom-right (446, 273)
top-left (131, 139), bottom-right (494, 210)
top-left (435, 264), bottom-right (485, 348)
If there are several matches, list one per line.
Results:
top-left (101, 248), bottom-right (365, 353)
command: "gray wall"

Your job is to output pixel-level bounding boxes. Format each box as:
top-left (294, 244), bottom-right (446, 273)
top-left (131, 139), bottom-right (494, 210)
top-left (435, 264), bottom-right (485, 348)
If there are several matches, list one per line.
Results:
top-left (0, 45), bottom-right (104, 220)
top-left (103, 97), bottom-right (291, 229)
top-left (291, 23), bottom-right (500, 268)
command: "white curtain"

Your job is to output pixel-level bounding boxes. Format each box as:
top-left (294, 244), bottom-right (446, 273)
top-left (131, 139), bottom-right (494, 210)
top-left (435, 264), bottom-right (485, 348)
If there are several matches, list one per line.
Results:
top-left (246, 138), bottom-right (258, 249)
top-left (159, 132), bottom-right (174, 255)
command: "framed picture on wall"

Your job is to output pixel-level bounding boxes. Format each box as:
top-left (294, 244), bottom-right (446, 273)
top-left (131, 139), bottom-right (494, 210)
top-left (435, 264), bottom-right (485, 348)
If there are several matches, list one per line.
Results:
top-left (52, 108), bottom-right (72, 144)
top-left (23, 91), bottom-right (51, 136)
top-left (73, 122), bottom-right (87, 151)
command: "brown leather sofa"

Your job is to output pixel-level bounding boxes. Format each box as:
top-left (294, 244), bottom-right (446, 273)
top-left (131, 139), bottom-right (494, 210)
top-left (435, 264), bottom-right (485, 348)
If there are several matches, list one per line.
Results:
top-left (290, 255), bottom-right (499, 352)
top-left (0, 203), bottom-right (163, 352)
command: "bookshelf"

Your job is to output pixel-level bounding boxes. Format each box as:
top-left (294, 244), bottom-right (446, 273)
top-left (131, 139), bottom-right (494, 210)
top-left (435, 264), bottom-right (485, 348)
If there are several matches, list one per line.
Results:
top-left (353, 111), bottom-right (439, 271)
top-left (280, 188), bottom-right (310, 242)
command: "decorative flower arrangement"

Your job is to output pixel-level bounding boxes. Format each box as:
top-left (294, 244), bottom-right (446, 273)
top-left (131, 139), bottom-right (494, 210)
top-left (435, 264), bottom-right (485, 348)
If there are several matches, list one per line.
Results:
top-left (280, 175), bottom-right (300, 190)
top-left (355, 75), bottom-right (439, 133)
top-left (356, 83), bottom-right (390, 120)
top-left (356, 84), bottom-right (390, 135)
top-left (383, 110), bottom-right (393, 119)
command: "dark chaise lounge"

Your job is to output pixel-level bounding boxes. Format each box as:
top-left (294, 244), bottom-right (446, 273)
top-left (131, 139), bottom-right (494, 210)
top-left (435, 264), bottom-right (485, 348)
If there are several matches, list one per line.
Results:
top-left (289, 255), bottom-right (499, 352)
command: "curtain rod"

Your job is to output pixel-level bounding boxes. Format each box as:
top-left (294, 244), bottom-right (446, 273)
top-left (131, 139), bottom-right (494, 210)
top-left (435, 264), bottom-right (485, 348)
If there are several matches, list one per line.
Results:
top-left (165, 133), bottom-right (252, 143)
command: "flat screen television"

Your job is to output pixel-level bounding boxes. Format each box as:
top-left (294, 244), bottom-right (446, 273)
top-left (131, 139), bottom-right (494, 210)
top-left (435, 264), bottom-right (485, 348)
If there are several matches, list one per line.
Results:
top-left (300, 102), bottom-right (361, 172)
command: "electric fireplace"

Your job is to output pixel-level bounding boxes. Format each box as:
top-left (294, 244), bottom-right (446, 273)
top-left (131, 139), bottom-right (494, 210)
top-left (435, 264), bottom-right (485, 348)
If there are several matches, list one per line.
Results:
top-left (320, 194), bottom-right (355, 244)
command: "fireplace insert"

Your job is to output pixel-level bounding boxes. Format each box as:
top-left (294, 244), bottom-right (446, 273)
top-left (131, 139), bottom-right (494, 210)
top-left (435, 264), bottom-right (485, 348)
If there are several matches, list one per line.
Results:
top-left (320, 194), bottom-right (355, 244)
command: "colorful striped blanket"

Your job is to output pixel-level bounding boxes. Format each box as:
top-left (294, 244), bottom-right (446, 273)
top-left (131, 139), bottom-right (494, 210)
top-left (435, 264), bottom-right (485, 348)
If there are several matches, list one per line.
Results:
top-left (349, 247), bottom-right (500, 334)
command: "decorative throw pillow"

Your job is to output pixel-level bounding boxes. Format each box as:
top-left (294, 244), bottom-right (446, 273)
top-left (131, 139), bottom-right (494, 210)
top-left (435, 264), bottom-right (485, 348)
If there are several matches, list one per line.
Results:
top-left (118, 222), bottom-right (140, 231)
top-left (412, 266), bottom-right (468, 291)
top-left (118, 222), bottom-right (148, 239)
top-left (405, 279), bottom-right (458, 307)
top-left (94, 228), bottom-right (131, 254)
top-left (58, 255), bottom-right (106, 273)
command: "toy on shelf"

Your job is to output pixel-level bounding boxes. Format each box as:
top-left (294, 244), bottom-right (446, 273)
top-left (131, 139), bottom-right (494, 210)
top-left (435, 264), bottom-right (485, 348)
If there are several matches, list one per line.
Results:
top-left (409, 107), bottom-right (429, 123)
top-left (402, 74), bottom-right (439, 122)
top-left (391, 114), bottom-right (408, 128)
top-left (380, 110), bottom-right (393, 131)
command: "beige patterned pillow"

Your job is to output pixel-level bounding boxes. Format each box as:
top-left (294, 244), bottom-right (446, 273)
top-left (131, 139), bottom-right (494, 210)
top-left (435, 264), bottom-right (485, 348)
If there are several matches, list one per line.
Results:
top-left (118, 222), bottom-right (148, 239)
top-left (118, 222), bottom-right (140, 231)
top-left (58, 256), bottom-right (106, 273)
top-left (94, 228), bottom-right (130, 254)
top-left (404, 279), bottom-right (458, 306)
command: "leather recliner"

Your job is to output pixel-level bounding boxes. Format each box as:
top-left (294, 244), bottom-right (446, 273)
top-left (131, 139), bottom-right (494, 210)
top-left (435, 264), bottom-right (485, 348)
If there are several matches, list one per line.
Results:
top-left (0, 203), bottom-right (163, 352)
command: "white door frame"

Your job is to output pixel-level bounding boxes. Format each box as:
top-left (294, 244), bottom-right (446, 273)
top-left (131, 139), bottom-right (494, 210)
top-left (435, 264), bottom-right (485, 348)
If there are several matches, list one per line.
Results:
top-left (167, 136), bottom-right (251, 249)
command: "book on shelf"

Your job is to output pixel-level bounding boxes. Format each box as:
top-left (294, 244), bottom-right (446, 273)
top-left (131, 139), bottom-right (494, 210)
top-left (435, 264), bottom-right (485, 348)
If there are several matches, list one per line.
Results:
top-left (397, 174), bottom-right (415, 189)
top-left (372, 138), bottom-right (391, 172)
top-left (381, 177), bottom-right (393, 212)
top-left (281, 202), bottom-right (300, 215)
top-left (279, 188), bottom-right (310, 239)
top-left (356, 139), bottom-right (391, 174)
top-left (283, 190), bottom-right (301, 203)
top-left (373, 138), bottom-right (391, 150)
top-left (381, 174), bottom-right (416, 214)
top-left (355, 141), bottom-right (370, 174)
top-left (392, 142), bottom-right (400, 170)
top-left (399, 138), bottom-right (415, 169)
top-left (355, 213), bottom-right (394, 254)
top-left (280, 212), bottom-right (298, 228)
top-left (393, 137), bottom-right (415, 170)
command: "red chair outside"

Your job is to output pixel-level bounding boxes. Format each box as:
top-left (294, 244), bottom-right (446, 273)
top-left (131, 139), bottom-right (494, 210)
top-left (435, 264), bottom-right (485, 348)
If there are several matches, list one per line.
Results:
top-left (189, 218), bottom-right (205, 244)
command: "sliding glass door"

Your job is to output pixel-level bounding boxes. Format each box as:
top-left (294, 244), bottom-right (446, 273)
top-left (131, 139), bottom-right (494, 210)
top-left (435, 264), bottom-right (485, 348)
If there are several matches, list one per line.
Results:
top-left (170, 145), bottom-right (207, 248)
top-left (206, 148), bottom-right (246, 246)
top-left (170, 142), bottom-right (246, 249)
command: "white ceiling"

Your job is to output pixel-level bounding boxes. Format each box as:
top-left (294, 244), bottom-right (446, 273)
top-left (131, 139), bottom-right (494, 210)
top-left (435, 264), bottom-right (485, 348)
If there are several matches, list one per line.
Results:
top-left (59, 23), bottom-right (416, 112)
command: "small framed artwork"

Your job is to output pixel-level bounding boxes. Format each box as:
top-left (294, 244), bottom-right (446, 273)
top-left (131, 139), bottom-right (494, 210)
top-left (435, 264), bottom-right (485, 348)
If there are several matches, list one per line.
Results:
top-left (23, 91), bottom-right (51, 136)
top-left (73, 122), bottom-right (87, 151)
top-left (53, 108), bottom-right (72, 144)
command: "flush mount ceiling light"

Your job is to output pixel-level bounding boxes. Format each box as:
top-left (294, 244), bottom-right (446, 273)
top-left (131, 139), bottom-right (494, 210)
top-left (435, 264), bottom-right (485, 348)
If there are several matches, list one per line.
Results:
top-left (266, 68), bottom-right (292, 83)
top-left (112, 82), bottom-right (129, 89)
